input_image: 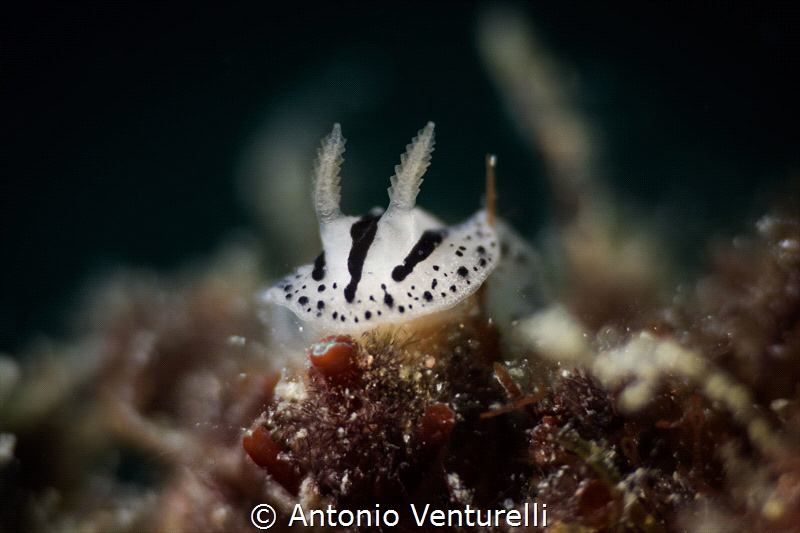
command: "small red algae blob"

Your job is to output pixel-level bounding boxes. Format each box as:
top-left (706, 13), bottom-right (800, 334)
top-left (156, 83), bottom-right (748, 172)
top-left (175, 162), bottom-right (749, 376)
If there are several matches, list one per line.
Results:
top-left (418, 403), bottom-right (455, 451)
top-left (309, 335), bottom-right (358, 377)
top-left (243, 426), bottom-right (300, 494)
top-left (575, 479), bottom-right (617, 529)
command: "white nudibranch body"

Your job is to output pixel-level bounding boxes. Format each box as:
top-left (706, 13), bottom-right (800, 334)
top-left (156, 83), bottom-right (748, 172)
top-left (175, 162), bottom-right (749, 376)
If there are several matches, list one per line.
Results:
top-left (264, 122), bottom-right (505, 333)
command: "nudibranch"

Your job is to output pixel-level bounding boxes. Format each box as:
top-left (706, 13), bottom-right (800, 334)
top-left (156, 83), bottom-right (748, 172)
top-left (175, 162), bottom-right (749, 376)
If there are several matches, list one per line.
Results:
top-left (264, 122), bottom-right (501, 332)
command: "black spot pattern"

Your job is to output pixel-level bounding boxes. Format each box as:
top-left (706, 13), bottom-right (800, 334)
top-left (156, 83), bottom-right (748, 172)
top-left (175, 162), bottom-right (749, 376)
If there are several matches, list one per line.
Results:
top-left (391, 230), bottom-right (445, 282)
top-left (311, 251), bottom-right (326, 281)
top-left (267, 208), bottom-right (503, 331)
top-left (344, 213), bottom-right (382, 303)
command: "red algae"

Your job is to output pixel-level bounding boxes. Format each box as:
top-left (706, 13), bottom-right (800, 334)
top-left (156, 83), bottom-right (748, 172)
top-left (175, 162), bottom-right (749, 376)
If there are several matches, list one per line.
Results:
top-left (243, 426), bottom-right (300, 495)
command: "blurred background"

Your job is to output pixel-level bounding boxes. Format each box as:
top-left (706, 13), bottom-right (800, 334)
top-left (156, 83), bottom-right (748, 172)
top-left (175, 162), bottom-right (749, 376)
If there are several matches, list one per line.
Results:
top-left (2, 2), bottom-right (797, 354)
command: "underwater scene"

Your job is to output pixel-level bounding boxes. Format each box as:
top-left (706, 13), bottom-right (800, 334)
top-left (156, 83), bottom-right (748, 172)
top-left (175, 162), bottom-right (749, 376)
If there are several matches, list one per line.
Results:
top-left (2, 3), bottom-right (798, 532)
